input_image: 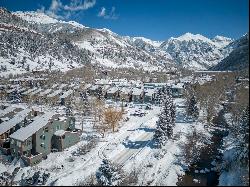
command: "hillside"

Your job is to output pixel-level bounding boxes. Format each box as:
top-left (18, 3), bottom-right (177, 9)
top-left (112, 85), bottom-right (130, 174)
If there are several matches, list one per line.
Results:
top-left (211, 33), bottom-right (249, 71)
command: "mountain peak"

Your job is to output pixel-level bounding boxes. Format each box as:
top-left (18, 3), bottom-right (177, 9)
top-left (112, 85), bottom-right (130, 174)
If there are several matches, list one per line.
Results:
top-left (171, 32), bottom-right (211, 43)
top-left (213, 35), bottom-right (232, 41)
top-left (14, 11), bottom-right (59, 24)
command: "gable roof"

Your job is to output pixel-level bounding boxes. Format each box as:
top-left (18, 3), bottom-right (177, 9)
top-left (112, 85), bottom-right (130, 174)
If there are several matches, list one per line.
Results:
top-left (10, 112), bottom-right (55, 142)
top-left (0, 109), bottom-right (31, 135)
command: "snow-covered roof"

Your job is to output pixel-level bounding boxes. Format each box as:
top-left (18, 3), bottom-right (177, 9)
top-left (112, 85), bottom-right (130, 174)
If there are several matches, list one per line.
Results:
top-left (89, 85), bottom-right (99, 91)
top-left (83, 84), bottom-right (92, 90)
top-left (120, 87), bottom-right (132, 95)
top-left (10, 112), bottom-right (55, 142)
top-left (107, 87), bottom-right (119, 94)
top-left (6, 88), bottom-right (17, 94)
top-left (18, 87), bottom-right (28, 93)
top-left (171, 83), bottom-right (184, 89)
top-left (22, 87), bottom-right (38, 95)
top-left (95, 79), bottom-right (110, 85)
top-left (59, 84), bottom-right (68, 89)
top-left (74, 85), bottom-right (80, 90)
top-left (47, 90), bottom-right (63, 98)
top-left (29, 88), bottom-right (43, 96)
top-left (132, 88), bottom-right (143, 96)
top-left (60, 90), bottom-right (73, 99)
top-left (54, 130), bottom-right (65, 136)
top-left (51, 84), bottom-right (58, 89)
top-left (0, 117), bottom-right (9, 122)
top-left (144, 83), bottom-right (166, 87)
top-left (0, 108), bottom-right (31, 135)
top-left (38, 89), bottom-right (52, 96)
top-left (0, 106), bottom-right (17, 117)
top-left (102, 85), bottom-right (111, 91)
top-left (145, 89), bottom-right (157, 97)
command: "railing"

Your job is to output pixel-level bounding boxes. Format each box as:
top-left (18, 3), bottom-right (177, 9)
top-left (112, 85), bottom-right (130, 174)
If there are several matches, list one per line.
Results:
top-left (21, 152), bottom-right (43, 166)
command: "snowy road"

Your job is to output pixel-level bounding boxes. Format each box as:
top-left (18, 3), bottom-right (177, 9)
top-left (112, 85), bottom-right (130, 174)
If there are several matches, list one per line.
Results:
top-left (112, 124), bottom-right (155, 166)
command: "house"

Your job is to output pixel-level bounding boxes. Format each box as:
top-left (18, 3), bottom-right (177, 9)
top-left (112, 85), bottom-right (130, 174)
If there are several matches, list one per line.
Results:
top-left (0, 107), bottom-right (23, 124)
top-left (9, 113), bottom-right (80, 166)
top-left (59, 84), bottom-right (68, 90)
top-left (95, 79), bottom-right (111, 86)
top-left (0, 106), bottom-right (17, 118)
top-left (131, 88), bottom-right (144, 103)
top-left (37, 89), bottom-right (52, 104)
top-left (0, 108), bottom-right (42, 154)
top-left (119, 87), bottom-right (132, 102)
top-left (88, 85), bottom-right (102, 96)
top-left (38, 89), bottom-right (52, 98)
top-left (144, 89), bottom-right (157, 104)
top-left (29, 88), bottom-right (43, 102)
top-left (106, 87), bottom-right (119, 100)
top-left (60, 90), bottom-right (73, 105)
top-left (46, 90), bottom-right (63, 105)
top-left (21, 87), bottom-right (38, 102)
top-left (171, 83), bottom-right (185, 98)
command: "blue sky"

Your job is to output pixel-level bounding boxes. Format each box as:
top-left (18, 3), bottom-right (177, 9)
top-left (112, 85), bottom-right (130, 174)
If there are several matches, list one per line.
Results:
top-left (0, 0), bottom-right (249, 40)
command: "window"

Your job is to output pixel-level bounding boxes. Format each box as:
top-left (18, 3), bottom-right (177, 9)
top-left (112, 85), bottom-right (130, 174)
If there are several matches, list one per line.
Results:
top-left (16, 141), bottom-right (21, 147)
top-left (40, 143), bottom-right (45, 148)
top-left (40, 135), bottom-right (45, 140)
top-left (44, 127), bottom-right (49, 132)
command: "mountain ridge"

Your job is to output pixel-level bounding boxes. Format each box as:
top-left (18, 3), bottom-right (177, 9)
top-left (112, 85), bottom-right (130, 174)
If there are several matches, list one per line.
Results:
top-left (0, 8), bottom-right (245, 77)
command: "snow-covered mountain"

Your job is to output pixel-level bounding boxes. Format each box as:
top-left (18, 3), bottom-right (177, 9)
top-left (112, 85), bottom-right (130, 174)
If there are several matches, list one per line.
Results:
top-left (0, 8), bottom-right (91, 77)
top-left (160, 33), bottom-right (233, 70)
top-left (211, 33), bottom-right (249, 71)
top-left (0, 8), bottom-right (239, 77)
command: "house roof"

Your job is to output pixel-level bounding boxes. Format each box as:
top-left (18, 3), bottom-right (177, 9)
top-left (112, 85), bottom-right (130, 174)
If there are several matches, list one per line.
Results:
top-left (38, 89), bottom-right (52, 96)
top-left (10, 112), bottom-right (55, 142)
top-left (0, 106), bottom-right (17, 117)
top-left (60, 90), bottom-right (73, 99)
top-left (0, 108), bottom-right (31, 135)
top-left (132, 88), bottom-right (143, 96)
top-left (47, 90), bottom-right (63, 98)
top-left (51, 84), bottom-right (58, 89)
top-left (54, 130), bottom-right (65, 136)
top-left (29, 88), bottom-right (43, 96)
top-left (107, 87), bottom-right (118, 94)
top-left (83, 84), bottom-right (92, 90)
top-left (89, 85), bottom-right (99, 91)
top-left (171, 83), bottom-right (184, 89)
top-left (95, 79), bottom-right (110, 85)
top-left (59, 84), bottom-right (68, 89)
top-left (102, 85), bottom-right (111, 91)
top-left (18, 87), bottom-right (28, 93)
top-left (120, 87), bottom-right (132, 95)
top-left (145, 89), bottom-right (156, 97)
top-left (22, 87), bottom-right (38, 95)
top-left (6, 88), bottom-right (18, 94)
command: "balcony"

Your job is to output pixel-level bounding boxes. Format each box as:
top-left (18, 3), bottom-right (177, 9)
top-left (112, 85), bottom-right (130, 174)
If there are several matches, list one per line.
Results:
top-left (21, 152), bottom-right (43, 166)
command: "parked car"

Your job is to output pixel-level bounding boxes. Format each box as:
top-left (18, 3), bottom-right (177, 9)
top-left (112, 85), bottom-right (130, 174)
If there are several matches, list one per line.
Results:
top-left (130, 110), bottom-right (146, 117)
top-left (123, 117), bottom-right (130, 122)
top-left (145, 104), bottom-right (153, 110)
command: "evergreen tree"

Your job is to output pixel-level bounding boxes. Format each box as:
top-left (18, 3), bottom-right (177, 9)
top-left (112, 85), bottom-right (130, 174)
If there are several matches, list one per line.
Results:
top-left (187, 95), bottom-right (199, 119)
top-left (96, 159), bottom-right (124, 186)
top-left (236, 106), bottom-right (249, 162)
top-left (154, 95), bottom-right (176, 147)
